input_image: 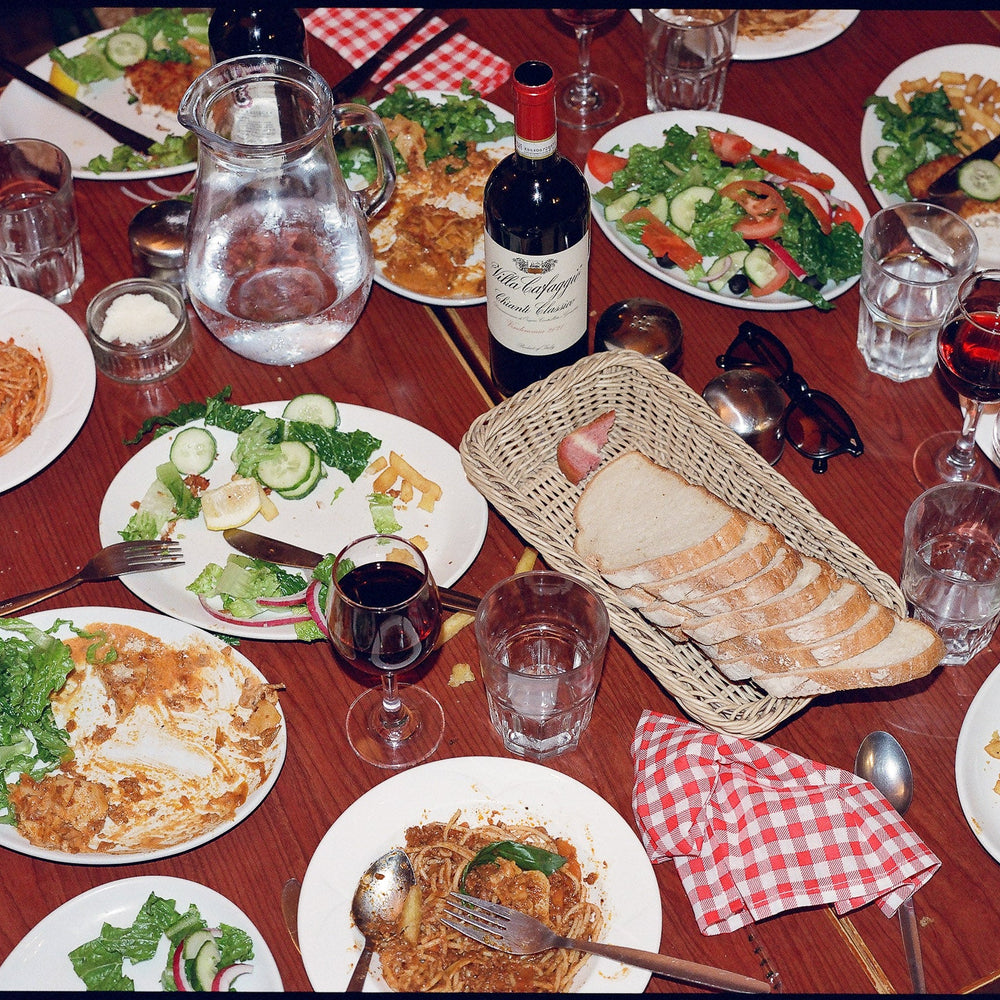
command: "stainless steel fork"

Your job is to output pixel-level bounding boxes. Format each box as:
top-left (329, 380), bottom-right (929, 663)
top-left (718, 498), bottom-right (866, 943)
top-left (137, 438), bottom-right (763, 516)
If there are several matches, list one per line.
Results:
top-left (441, 893), bottom-right (771, 994)
top-left (0, 540), bottom-right (185, 615)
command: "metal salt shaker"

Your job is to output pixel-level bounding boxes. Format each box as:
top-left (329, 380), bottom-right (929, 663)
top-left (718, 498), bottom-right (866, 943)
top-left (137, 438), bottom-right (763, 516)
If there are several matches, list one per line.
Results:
top-left (702, 369), bottom-right (787, 465)
top-left (128, 199), bottom-right (191, 294)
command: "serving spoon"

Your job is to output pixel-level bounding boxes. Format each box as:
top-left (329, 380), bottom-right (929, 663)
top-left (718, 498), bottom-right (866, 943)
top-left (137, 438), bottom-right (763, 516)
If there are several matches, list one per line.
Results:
top-left (855, 731), bottom-right (926, 993)
top-left (346, 848), bottom-right (416, 991)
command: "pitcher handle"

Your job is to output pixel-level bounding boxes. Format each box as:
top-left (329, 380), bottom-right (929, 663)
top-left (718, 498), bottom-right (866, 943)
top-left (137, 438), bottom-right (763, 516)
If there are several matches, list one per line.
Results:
top-left (330, 103), bottom-right (397, 220)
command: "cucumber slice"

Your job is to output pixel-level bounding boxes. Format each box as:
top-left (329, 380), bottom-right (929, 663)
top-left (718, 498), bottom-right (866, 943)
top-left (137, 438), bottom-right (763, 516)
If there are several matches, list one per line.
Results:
top-left (958, 158), bottom-right (1000, 202)
top-left (256, 441), bottom-right (316, 492)
top-left (191, 936), bottom-right (222, 991)
top-left (169, 427), bottom-right (217, 476)
top-left (647, 192), bottom-right (669, 224)
top-left (873, 145), bottom-right (894, 168)
top-left (669, 185), bottom-right (715, 233)
top-left (744, 246), bottom-right (779, 289)
top-left (603, 190), bottom-right (640, 222)
top-left (282, 393), bottom-right (339, 428)
top-left (105, 32), bottom-right (148, 68)
top-left (277, 448), bottom-right (323, 499)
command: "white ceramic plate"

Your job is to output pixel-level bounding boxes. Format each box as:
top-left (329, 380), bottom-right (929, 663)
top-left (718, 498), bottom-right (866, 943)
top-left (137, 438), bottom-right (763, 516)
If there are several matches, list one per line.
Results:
top-left (0, 30), bottom-right (196, 182)
top-left (586, 109), bottom-right (869, 311)
top-left (369, 90), bottom-right (513, 307)
top-left (0, 287), bottom-right (95, 494)
top-left (956, 661), bottom-right (1000, 863)
top-left (298, 755), bottom-right (662, 993)
top-left (860, 44), bottom-right (1000, 211)
top-left (0, 607), bottom-right (286, 865)
top-left (0, 876), bottom-right (283, 990)
top-left (98, 403), bottom-right (488, 639)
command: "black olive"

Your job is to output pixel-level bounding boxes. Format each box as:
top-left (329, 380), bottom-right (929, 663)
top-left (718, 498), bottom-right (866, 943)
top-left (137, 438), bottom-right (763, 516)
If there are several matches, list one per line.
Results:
top-left (656, 254), bottom-right (677, 269)
top-left (802, 274), bottom-right (824, 289)
top-left (728, 273), bottom-right (750, 295)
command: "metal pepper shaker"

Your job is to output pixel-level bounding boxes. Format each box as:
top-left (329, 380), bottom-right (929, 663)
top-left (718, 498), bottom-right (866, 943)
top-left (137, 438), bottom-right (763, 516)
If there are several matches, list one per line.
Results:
top-left (128, 199), bottom-right (191, 294)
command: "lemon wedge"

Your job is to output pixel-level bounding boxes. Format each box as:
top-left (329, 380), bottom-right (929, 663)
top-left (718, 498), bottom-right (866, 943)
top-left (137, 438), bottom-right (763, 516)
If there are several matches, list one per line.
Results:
top-left (201, 477), bottom-right (262, 531)
top-left (49, 63), bottom-right (79, 98)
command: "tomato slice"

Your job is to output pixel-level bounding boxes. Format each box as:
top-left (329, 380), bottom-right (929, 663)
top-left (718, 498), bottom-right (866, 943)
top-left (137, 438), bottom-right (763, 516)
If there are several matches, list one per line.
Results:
top-left (832, 200), bottom-right (865, 234)
top-left (758, 236), bottom-right (807, 279)
top-left (784, 180), bottom-right (832, 235)
top-left (708, 129), bottom-right (752, 164)
top-left (720, 180), bottom-right (787, 238)
top-left (586, 148), bottom-right (628, 184)
top-left (750, 150), bottom-right (835, 190)
top-left (734, 214), bottom-right (785, 239)
top-left (620, 206), bottom-right (703, 270)
top-left (749, 251), bottom-right (791, 297)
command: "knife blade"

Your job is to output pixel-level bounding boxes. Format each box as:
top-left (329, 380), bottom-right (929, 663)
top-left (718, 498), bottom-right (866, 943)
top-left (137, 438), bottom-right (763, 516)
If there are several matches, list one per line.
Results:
top-left (222, 528), bottom-right (481, 614)
top-left (329, 8), bottom-right (436, 103)
top-left (0, 55), bottom-right (156, 154)
top-left (927, 133), bottom-right (1000, 197)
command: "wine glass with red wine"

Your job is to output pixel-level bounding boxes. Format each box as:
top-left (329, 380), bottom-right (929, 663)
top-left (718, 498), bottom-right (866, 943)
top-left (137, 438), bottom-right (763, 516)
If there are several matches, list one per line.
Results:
top-left (913, 270), bottom-right (1000, 487)
top-left (551, 9), bottom-right (622, 129)
top-left (327, 534), bottom-right (443, 769)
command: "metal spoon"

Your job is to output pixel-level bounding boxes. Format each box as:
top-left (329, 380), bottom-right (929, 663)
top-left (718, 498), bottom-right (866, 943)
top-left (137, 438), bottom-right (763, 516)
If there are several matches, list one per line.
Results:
top-left (855, 731), bottom-right (925, 994)
top-left (346, 848), bottom-right (416, 991)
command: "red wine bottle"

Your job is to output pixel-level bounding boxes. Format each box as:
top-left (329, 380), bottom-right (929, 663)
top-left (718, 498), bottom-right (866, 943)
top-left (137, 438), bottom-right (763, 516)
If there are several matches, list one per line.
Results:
top-left (209, 7), bottom-right (309, 64)
top-left (484, 61), bottom-right (590, 397)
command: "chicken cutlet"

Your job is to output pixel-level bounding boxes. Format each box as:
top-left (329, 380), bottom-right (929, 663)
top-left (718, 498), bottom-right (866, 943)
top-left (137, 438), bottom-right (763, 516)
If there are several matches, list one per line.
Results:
top-left (124, 37), bottom-right (210, 114)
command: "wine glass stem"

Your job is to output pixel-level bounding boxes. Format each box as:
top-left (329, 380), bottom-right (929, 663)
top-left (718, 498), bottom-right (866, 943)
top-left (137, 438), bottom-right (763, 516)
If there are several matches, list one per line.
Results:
top-left (946, 396), bottom-right (984, 473)
top-left (378, 671), bottom-right (406, 732)
top-left (575, 26), bottom-right (594, 84)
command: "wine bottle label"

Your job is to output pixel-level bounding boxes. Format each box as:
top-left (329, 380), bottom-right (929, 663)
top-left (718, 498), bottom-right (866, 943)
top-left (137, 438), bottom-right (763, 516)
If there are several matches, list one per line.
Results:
top-left (229, 84), bottom-right (283, 145)
top-left (515, 132), bottom-right (557, 160)
top-left (485, 232), bottom-right (589, 355)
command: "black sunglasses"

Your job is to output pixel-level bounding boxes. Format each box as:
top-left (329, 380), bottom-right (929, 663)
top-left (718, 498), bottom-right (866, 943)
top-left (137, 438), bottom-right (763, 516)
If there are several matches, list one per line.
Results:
top-left (716, 321), bottom-right (864, 474)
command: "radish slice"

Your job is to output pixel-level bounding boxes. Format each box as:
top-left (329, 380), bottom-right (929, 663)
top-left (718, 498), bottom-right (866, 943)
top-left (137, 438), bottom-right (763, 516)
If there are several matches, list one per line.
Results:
top-left (305, 579), bottom-right (330, 638)
top-left (212, 963), bottom-right (253, 991)
top-left (197, 596), bottom-right (311, 628)
top-left (172, 941), bottom-right (193, 992)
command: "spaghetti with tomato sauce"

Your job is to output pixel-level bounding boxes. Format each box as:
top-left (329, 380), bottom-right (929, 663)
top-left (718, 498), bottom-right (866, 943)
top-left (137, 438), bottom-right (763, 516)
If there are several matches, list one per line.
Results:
top-left (376, 813), bottom-right (603, 992)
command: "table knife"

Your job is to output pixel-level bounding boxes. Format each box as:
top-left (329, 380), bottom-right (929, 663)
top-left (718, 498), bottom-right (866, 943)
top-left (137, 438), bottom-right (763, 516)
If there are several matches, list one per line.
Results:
top-left (0, 55), bottom-right (156, 154)
top-left (927, 133), bottom-right (1000, 197)
top-left (328, 8), bottom-right (435, 103)
top-left (222, 527), bottom-right (481, 613)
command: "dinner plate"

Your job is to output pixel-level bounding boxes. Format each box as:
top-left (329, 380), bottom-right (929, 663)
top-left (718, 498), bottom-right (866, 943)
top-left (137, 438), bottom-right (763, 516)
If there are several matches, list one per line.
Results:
top-left (298, 755), bottom-right (662, 993)
top-left (860, 44), bottom-right (1000, 212)
top-left (0, 31), bottom-right (196, 182)
top-left (98, 402), bottom-right (488, 640)
top-left (956, 661), bottom-right (1000, 863)
top-left (369, 90), bottom-right (513, 308)
top-left (0, 287), bottom-right (95, 494)
top-left (0, 876), bottom-right (283, 990)
top-left (0, 607), bottom-right (286, 865)
top-left (586, 110), bottom-right (869, 311)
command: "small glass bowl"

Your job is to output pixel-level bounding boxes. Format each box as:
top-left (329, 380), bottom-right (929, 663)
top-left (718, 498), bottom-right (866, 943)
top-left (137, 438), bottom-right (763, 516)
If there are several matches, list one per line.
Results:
top-left (86, 278), bottom-right (192, 383)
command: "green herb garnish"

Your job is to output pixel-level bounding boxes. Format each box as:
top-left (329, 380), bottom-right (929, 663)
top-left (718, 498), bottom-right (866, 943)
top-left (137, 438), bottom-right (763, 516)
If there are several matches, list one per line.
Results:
top-left (458, 841), bottom-right (567, 894)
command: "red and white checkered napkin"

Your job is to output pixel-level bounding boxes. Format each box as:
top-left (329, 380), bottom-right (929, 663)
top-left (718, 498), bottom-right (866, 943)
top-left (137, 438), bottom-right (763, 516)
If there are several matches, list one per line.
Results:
top-left (304, 8), bottom-right (511, 96)
top-left (631, 712), bottom-right (941, 935)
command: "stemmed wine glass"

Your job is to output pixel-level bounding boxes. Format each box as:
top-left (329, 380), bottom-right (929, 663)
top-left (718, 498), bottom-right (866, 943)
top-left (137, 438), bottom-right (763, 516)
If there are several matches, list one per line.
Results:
top-left (327, 534), bottom-right (443, 769)
top-left (551, 9), bottom-right (622, 129)
top-left (913, 270), bottom-right (1000, 487)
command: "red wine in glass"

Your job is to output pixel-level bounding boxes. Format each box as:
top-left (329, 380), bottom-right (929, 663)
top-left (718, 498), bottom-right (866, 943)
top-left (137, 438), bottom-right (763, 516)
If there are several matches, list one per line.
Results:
top-left (328, 535), bottom-right (443, 769)
top-left (938, 310), bottom-right (1000, 402)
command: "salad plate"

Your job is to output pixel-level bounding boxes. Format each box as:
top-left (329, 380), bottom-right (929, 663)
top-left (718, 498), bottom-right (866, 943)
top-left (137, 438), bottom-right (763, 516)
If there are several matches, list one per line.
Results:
top-left (367, 91), bottom-right (514, 308)
top-left (0, 607), bottom-right (286, 865)
top-left (0, 30), bottom-right (197, 182)
top-left (0, 876), bottom-right (283, 990)
top-left (956, 661), bottom-right (1000, 864)
top-left (0, 287), bottom-right (95, 494)
top-left (98, 402), bottom-right (488, 640)
top-left (860, 44), bottom-right (1000, 211)
top-left (586, 110), bottom-right (869, 311)
top-left (299, 755), bottom-right (661, 992)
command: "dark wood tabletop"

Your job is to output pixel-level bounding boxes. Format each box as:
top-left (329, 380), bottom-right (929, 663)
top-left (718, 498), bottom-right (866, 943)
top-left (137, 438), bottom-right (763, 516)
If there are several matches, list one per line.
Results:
top-left (2, 7), bottom-right (1000, 994)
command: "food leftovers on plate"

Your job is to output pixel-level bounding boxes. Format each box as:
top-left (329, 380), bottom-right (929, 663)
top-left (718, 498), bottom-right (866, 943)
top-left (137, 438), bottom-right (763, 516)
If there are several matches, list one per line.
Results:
top-left (737, 9), bottom-right (817, 38)
top-left (375, 812), bottom-right (602, 992)
top-left (0, 339), bottom-right (48, 458)
top-left (1, 617), bottom-right (282, 854)
top-left (588, 124), bottom-right (864, 310)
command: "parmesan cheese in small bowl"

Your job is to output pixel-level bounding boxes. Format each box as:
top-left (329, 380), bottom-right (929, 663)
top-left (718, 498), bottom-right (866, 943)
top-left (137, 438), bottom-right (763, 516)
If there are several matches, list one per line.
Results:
top-left (86, 278), bottom-right (192, 382)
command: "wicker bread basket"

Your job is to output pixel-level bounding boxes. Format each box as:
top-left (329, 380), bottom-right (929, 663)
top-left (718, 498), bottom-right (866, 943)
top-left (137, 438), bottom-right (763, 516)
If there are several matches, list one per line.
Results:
top-left (460, 351), bottom-right (905, 739)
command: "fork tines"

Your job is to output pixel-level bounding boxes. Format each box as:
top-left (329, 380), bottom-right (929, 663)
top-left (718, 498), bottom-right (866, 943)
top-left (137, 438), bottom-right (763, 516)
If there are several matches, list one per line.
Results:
top-left (441, 893), bottom-right (511, 951)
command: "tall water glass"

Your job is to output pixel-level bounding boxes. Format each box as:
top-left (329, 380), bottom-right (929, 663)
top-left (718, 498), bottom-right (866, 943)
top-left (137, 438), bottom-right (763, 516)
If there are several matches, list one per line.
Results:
top-left (641, 9), bottom-right (738, 112)
top-left (858, 203), bottom-right (978, 382)
top-left (0, 139), bottom-right (84, 304)
top-left (901, 482), bottom-right (1000, 665)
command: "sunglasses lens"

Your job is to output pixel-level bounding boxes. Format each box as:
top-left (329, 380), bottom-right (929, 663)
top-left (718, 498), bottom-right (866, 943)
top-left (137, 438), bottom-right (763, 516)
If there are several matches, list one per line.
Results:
top-left (719, 323), bottom-right (791, 381)
top-left (785, 391), bottom-right (863, 468)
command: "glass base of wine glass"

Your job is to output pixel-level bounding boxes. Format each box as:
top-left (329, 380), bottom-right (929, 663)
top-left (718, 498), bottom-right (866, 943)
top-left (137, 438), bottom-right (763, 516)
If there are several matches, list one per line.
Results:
top-left (555, 72), bottom-right (622, 129)
top-left (912, 430), bottom-right (987, 488)
top-left (346, 684), bottom-right (444, 770)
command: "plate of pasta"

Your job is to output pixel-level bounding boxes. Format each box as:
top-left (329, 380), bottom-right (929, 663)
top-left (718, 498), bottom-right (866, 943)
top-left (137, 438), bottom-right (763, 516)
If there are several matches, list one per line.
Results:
top-left (298, 756), bottom-right (661, 993)
top-left (0, 287), bottom-right (95, 493)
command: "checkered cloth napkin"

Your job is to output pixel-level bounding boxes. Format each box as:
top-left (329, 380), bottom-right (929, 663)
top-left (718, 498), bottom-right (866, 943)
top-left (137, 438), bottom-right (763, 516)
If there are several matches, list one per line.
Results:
top-left (304, 8), bottom-right (511, 96)
top-left (631, 712), bottom-right (941, 935)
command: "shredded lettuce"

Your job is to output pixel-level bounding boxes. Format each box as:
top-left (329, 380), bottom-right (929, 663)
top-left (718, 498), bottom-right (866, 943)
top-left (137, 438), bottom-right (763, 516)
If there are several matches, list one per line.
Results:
top-left (368, 492), bottom-right (402, 534)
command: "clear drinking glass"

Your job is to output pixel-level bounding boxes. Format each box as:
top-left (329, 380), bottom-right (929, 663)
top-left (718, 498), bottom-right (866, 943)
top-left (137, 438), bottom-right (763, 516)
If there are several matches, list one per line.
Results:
top-left (327, 535), bottom-right (443, 769)
top-left (550, 9), bottom-right (622, 129)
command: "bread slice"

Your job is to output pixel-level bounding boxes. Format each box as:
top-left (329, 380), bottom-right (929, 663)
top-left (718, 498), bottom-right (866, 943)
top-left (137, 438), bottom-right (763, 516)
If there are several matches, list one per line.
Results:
top-left (750, 618), bottom-right (946, 698)
top-left (574, 452), bottom-right (747, 588)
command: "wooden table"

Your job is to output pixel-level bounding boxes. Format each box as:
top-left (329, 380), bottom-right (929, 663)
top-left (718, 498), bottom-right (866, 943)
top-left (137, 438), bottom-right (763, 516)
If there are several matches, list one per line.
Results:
top-left (2, 8), bottom-right (1000, 993)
